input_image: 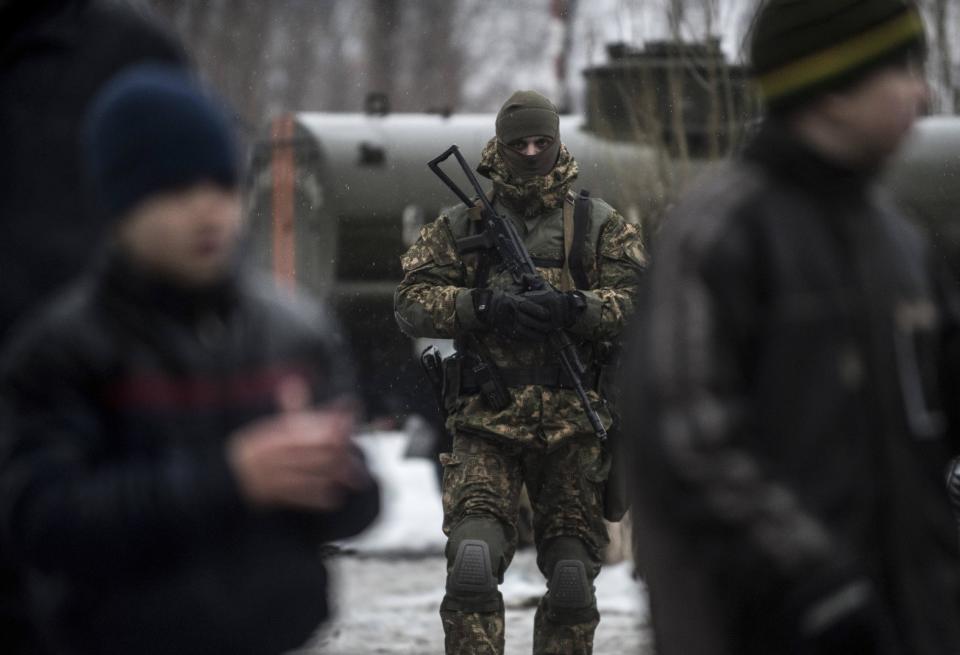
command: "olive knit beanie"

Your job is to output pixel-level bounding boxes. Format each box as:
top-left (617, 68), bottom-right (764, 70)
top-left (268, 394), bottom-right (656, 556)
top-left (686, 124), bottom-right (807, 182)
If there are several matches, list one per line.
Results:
top-left (495, 90), bottom-right (560, 144)
top-left (750, 0), bottom-right (926, 112)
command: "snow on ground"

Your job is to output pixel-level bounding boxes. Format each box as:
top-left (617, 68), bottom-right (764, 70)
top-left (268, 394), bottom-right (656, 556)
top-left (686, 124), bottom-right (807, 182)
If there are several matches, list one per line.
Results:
top-left (306, 551), bottom-right (651, 654)
top-left (295, 431), bottom-right (651, 654)
top-left (341, 432), bottom-right (446, 555)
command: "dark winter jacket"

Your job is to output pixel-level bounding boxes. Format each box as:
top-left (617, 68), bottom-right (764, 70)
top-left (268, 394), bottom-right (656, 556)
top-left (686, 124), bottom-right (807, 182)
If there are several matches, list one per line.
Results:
top-left (0, 0), bottom-right (187, 342)
top-left (0, 5), bottom-right (186, 649)
top-left (0, 253), bottom-right (379, 655)
top-left (624, 122), bottom-right (960, 655)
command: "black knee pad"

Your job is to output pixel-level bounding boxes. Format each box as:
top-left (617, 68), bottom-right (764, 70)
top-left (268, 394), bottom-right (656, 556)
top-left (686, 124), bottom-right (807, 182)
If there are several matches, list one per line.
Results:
top-left (548, 559), bottom-right (592, 609)
top-left (446, 518), bottom-right (509, 580)
top-left (541, 537), bottom-right (599, 624)
top-left (449, 539), bottom-right (497, 595)
top-left (443, 519), bottom-right (508, 613)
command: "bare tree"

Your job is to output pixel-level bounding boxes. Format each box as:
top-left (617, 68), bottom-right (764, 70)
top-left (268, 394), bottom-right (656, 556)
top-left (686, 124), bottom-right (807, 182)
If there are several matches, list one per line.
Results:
top-left (146, 1), bottom-right (383, 123)
top-left (145, 1), bottom-right (275, 130)
top-left (925, 0), bottom-right (959, 113)
top-left (553, 0), bottom-right (579, 112)
top-left (365, 0), bottom-right (401, 107)
top-left (457, 0), bottom-right (557, 111)
top-left (665, 0), bottom-right (691, 165)
top-left (402, 0), bottom-right (463, 112)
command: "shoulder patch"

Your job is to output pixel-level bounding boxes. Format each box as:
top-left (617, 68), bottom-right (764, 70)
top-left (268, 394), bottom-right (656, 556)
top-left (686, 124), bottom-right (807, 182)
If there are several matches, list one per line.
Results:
top-left (600, 213), bottom-right (647, 268)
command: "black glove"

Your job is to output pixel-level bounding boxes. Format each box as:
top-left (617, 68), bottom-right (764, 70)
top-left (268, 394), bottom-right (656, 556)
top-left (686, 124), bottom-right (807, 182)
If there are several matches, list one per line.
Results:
top-left (788, 577), bottom-right (892, 655)
top-left (521, 287), bottom-right (586, 330)
top-left (473, 289), bottom-right (552, 341)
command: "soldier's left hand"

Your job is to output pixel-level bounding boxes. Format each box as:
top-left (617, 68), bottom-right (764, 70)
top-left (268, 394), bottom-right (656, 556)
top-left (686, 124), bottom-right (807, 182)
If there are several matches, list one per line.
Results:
top-left (521, 288), bottom-right (585, 330)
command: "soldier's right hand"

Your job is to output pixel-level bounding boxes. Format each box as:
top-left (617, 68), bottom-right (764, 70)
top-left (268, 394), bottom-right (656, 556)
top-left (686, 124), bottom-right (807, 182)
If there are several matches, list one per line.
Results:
top-left (227, 385), bottom-right (370, 512)
top-left (473, 288), bottom-right (552, 340)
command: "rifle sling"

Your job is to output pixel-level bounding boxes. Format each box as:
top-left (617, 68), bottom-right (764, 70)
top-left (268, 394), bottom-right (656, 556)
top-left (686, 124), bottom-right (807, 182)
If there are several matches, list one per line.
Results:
top-left (560, 194), bottom-right (576, 291)
top-left (569, 190), bottom-right (592, 290)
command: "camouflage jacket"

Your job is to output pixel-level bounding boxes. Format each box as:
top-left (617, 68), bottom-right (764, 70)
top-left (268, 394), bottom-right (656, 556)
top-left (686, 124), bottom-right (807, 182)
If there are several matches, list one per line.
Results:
top-left (394, 194), bottom-right (646, 447)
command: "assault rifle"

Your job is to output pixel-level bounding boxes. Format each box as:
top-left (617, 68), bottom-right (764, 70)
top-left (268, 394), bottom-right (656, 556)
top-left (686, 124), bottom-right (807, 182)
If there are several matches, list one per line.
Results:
top-left (427, 144), bottom-right (607, 441)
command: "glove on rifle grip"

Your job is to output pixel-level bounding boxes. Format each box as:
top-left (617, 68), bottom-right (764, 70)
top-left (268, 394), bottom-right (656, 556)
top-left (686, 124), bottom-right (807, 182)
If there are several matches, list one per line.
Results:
top-left (472, 289), bottom-right (552, 340)
top-left (522, 288), bottom-right (585, 329)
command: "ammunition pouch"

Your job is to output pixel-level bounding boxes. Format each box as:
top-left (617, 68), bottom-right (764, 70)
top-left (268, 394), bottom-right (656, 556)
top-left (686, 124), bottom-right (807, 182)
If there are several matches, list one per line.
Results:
top-left (421, 346), bottom-right (446, 414)
top-left (441, 355), bottom-right (462, 414)
top-left (442, 353), bottom-right (511, 412)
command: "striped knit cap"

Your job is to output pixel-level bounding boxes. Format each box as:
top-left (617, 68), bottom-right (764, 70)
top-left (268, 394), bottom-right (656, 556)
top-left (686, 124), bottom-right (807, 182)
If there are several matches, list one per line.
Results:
top-left (750, 0), bottom-right (926, 112)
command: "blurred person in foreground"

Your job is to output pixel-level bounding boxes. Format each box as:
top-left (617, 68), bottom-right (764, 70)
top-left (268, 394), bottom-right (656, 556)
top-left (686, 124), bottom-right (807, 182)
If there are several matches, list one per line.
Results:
top-left (0, 65), bottom-right (379, 655)
top-left (395, 90), bottom-right (646, 654)
top-left (0, 3), bottom-right (187, 651)
top-left (622, 0), bottom-right (960, 653)
top-left (0, 0), bottom-right (187, 341)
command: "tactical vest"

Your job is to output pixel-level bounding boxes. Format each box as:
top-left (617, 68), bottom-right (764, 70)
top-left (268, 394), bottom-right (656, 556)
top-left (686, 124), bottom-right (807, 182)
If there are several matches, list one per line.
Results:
top-left (444, 189), bottom-right (613, 292)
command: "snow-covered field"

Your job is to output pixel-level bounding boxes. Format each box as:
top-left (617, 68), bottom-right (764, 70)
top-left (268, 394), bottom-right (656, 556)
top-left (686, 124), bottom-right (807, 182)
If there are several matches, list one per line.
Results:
top-left (297, 432), bottom-right (652, 654)
top-left (339, 431), bottom-right (447, 554)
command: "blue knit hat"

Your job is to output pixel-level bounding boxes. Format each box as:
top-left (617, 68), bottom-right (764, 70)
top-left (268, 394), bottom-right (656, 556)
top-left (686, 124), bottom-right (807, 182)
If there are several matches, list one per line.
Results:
top-left (84, 64), bottom-right (239, 219)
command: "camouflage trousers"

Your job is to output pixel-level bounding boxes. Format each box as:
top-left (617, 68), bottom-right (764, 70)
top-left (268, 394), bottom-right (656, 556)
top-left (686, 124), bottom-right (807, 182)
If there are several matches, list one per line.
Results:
top-left (439, 430), bottom-right (609, 655)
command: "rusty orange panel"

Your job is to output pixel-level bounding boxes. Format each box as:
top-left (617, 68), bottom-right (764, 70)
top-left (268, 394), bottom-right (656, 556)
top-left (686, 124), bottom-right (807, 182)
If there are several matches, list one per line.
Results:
top-left (271, 114), bottom-right (296, 290)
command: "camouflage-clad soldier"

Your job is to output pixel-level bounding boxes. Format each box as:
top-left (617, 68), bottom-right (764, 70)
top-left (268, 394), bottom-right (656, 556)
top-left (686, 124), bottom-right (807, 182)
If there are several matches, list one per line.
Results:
top-left (394, 91), bottom-right (646, 655)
